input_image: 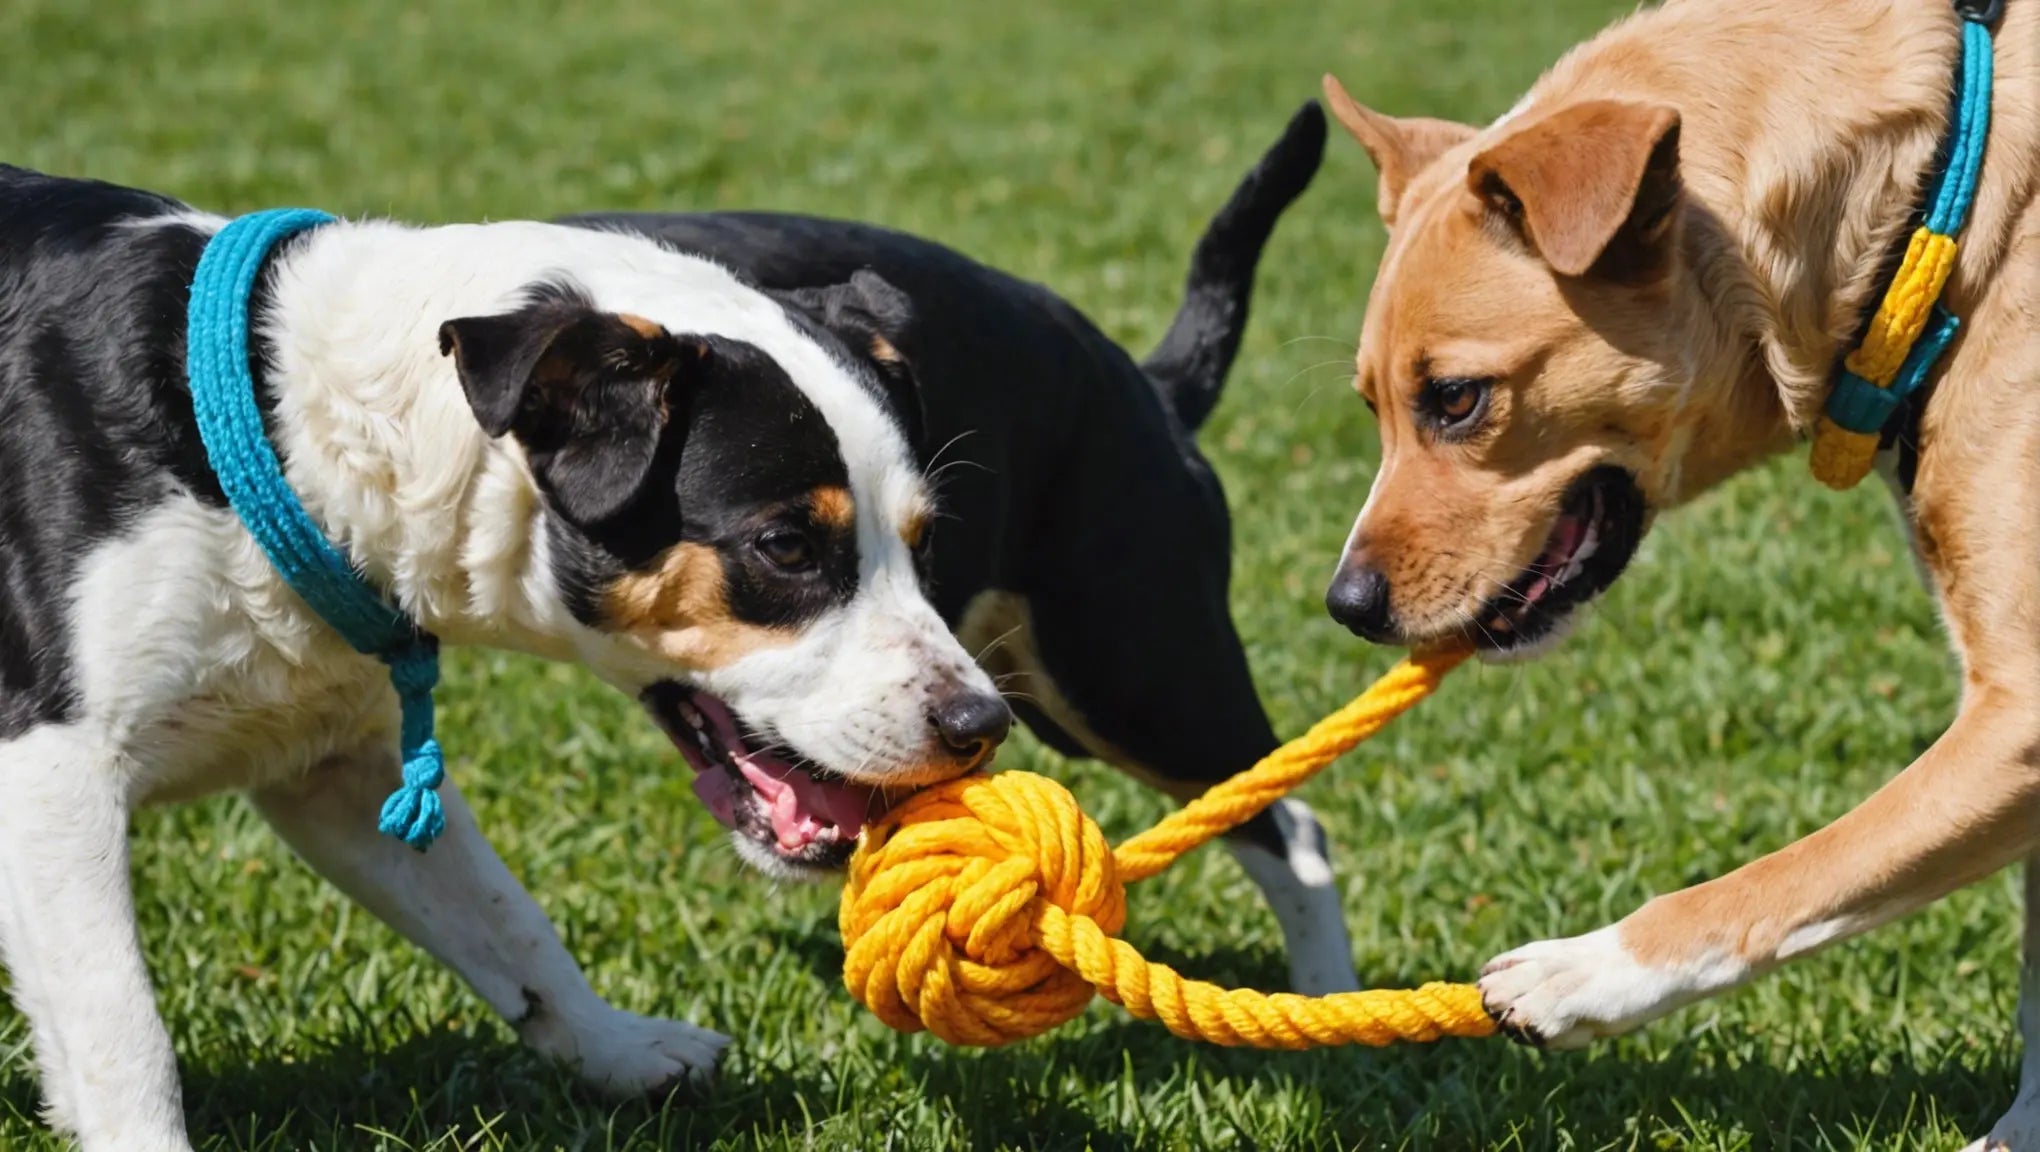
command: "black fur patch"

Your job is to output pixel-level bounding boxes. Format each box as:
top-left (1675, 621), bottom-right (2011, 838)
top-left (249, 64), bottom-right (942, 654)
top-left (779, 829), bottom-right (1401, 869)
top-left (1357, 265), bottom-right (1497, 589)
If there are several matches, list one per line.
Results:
top-left (513, 317), bottom-right (860, 634)
top-left (0, 167), bottom-right (227, 738)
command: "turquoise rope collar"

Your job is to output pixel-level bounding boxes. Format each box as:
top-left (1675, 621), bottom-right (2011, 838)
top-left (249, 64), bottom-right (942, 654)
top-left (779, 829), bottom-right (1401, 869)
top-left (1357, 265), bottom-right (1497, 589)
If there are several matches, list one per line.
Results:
top-left (187, 209), bottom-right (449, 851)
top-left (1822, 0), bottom-right (1996, 440)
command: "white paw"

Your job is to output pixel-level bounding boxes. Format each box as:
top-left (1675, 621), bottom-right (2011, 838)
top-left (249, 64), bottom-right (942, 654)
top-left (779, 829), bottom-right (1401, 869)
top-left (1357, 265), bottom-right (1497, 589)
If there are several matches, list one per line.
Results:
top-left (1479, 926), bottom-right (1707, 1049)
top-left (567, 1008), bottom-right (731, 1098)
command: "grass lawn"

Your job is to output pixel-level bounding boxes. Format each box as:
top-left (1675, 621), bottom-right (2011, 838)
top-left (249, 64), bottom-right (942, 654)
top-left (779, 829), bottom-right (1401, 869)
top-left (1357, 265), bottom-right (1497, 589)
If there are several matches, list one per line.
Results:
top-left (0, 0), bottom-right (2008, 1147)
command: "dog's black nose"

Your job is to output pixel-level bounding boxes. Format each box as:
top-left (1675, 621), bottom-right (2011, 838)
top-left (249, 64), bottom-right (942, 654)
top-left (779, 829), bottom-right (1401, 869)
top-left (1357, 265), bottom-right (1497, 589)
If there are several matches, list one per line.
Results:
top-left (930, 691), bottom-right (1012, 765)
top-left (1326, 564), bottom-right (1396, 642)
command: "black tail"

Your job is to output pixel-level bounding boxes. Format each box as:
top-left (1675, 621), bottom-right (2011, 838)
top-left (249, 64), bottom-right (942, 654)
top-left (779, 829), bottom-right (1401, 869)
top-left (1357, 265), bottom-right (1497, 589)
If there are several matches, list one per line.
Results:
top-left (1142, 100), bottom-right (1327, 432)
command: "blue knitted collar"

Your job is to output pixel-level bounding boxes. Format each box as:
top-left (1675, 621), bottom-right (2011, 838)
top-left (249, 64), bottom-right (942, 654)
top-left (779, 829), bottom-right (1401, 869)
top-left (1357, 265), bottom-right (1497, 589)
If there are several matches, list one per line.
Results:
top-left (187, 208), bottom-right (449, 851)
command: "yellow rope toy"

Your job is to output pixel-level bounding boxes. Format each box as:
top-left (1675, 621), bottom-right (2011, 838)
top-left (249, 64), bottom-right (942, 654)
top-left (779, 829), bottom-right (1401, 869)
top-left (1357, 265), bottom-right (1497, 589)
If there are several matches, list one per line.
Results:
top-left (838, 646), bottom-right (1497, 1049)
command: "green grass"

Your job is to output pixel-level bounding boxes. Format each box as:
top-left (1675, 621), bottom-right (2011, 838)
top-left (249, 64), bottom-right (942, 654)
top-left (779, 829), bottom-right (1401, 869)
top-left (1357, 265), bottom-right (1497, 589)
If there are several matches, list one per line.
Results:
top-left (0, 0), bottom-right (2010, 1147)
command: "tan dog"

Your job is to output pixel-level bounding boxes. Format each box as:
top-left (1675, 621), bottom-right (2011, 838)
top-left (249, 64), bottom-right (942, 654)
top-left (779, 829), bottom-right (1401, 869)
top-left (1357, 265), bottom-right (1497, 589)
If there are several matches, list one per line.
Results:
top-left (1323, 0), bottom-right (2040, 1143)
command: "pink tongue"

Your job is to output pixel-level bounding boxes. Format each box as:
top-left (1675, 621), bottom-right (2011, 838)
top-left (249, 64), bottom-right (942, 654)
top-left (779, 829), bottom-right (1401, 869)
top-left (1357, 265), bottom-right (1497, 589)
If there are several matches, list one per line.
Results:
top-left (1543, 514), bottom-right (1585, 566)
top-left (736, 753), bottom-right (882, 850)
top-left (691, 767), bottom-right (739, 828)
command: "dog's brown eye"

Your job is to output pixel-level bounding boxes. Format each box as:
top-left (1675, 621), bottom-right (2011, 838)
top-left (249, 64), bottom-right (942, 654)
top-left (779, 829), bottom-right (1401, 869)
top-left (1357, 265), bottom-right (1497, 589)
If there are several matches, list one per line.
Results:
top-left (756, 530), bottom-right (816, 573)
top-left (1436, 381), bottom-right (1477, 419)
top-left (1422, 377), bottom-right (1490, 430)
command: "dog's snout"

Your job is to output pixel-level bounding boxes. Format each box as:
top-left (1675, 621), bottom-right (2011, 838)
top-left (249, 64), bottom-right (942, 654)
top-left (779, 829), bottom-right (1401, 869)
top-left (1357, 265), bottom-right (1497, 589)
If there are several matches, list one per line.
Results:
top-left (1326, 563), bottom-right (1396, 642)
top-left (930, 690), bottom-right (1011, 766)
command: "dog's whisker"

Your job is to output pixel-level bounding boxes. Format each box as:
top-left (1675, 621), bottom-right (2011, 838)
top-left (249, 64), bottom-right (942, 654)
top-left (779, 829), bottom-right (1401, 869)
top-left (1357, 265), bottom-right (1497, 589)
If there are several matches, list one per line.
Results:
top-left (971, 625), bottom-right (1025, 663)
top-left (1280, 334), bottom-right (1359, 353)
top-left (921, 429), bottom-right (980, 478)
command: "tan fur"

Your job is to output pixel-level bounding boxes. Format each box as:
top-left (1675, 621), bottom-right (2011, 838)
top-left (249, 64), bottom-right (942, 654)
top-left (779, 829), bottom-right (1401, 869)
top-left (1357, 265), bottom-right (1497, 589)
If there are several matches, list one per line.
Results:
top-left (869, 334), bottom-right (904, 366)
top-left (1323, 76), bottom-right (1477, 229)
top-left (900, 507), bottom-right (930, 552)
top-left (1328, 0), bottom-right (2040, 1011)
top-left (602, 542), bottom-right (796, 669)
top-left (616, 313), bottom-right (666, 339)
top-left (808, 485), bottom-right (855, 532)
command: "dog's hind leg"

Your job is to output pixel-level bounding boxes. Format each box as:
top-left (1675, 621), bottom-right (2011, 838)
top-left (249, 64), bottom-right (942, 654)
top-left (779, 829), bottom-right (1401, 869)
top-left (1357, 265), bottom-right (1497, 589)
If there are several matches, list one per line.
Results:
top-left (251, 746), bottom-right (727, 1096)
top-left (1225, 800), bottom-right (1358, 994)
top-left (1964, 852), bottom-right (2040, 1152)
top-left (0, 728), bottom-right (192, 1152)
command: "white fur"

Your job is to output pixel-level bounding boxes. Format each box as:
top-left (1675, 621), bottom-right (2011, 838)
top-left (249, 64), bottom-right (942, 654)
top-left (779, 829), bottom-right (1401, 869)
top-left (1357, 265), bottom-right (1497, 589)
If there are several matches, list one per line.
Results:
top-left (250, 748), bottom-right (728, 1095)
top-left (1477, 924), bottom-right (1747, 1049)
top-left (0, 214), bottom-right (994, 1148)
top-left (1227, 799), bottom-right (1361, 995)
top-left (260, 220), bottom-right (993, 780)
top-left (1963, 853), bottom-right (2040, 1151)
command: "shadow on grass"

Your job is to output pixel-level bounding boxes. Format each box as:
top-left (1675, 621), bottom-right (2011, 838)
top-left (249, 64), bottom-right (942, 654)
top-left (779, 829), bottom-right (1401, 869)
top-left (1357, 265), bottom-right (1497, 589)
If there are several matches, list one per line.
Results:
top-left (0, 982), bottom-right (2011, 1149)
top-left (764, 921), bottom-right (2019, 1144)
top-left (894, 1015), bottom-right (2018, 1147)
top-left (0, 1031), bottom-right (851, 1151)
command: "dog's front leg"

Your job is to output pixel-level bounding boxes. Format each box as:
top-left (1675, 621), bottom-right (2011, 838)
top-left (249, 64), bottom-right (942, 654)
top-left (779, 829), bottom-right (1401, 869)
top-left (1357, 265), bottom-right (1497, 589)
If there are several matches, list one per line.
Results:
top-left (0, 729), bottom-right (192, 1151)
top-left (251, 748), bottom-right (727, 1096)
top-left (1479, 693), bottom-right (2040, 1047)
top-left (1962, 850), bottom-right (2040, 1151)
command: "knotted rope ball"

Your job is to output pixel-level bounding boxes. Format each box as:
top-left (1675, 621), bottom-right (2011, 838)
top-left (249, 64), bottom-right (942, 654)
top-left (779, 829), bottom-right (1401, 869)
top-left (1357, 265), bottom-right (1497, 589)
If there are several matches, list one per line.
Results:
top-left (839, 648), bottom-right (1497, 1049)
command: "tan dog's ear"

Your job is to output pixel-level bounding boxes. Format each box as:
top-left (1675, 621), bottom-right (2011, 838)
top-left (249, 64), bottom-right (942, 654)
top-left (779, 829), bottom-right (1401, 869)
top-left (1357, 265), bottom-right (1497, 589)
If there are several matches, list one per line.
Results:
top-left (1466, 100), bottom-right (1682, 278)
top-left (1322, 74), bottom-right (1477, 228)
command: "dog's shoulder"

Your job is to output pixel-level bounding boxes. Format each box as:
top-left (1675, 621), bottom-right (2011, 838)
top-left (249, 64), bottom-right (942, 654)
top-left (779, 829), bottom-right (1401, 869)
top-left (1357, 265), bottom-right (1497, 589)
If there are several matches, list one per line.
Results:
top-left (0, 170), bottom-right (228, 739)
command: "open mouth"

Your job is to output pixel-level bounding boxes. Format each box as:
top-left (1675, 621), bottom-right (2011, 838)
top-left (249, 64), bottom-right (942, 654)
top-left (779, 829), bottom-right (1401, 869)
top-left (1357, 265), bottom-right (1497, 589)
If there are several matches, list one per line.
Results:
top-left (641, 682), bottom-right (891, 873)
top-left (1470, 465), bottom-right (1645, 652)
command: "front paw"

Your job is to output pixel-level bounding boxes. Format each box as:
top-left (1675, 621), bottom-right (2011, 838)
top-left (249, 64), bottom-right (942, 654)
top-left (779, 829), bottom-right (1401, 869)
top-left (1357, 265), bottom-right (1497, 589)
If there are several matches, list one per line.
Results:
top-left (568, 1009), bottom-right (730, 1098)
top-left (1479, 926), bottom-right (1700, 1050)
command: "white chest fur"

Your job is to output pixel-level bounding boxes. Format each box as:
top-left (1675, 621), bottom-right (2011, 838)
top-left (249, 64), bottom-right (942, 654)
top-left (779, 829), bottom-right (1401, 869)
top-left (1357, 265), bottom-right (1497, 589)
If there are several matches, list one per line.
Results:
top-left (64, 494), bottom-right (397, 805)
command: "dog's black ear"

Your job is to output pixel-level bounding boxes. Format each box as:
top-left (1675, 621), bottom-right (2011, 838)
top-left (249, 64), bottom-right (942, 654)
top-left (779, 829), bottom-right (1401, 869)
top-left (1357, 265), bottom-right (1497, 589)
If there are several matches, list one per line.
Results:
top-left (440, 301), bottom-right (705, 525)
top-left (777, 269), bottom-right (916, 365)
top-left (773, 269), bottom-right (928, 461)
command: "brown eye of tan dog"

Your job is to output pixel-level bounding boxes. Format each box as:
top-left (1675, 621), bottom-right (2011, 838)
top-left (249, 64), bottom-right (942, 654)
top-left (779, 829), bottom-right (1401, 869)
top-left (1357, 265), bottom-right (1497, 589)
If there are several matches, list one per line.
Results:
top-left (756, 529), bottom-right (816, 572)
top-left (1419, 377), bottom-right (1490, 433)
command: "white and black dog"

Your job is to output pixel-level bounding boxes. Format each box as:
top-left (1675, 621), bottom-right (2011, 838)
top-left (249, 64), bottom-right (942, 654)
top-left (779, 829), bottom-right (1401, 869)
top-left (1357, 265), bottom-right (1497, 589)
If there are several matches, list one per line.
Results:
top-left (569, 103), bottom-right (1343, 989)
top-left (0, 168), bottom-right (1010, 1149)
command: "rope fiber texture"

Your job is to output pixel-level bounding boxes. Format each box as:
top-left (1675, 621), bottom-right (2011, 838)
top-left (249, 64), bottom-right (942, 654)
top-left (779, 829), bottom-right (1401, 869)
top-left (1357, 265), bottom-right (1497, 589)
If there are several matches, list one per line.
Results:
top-left (839, 647), bottom-right (1495, 1048)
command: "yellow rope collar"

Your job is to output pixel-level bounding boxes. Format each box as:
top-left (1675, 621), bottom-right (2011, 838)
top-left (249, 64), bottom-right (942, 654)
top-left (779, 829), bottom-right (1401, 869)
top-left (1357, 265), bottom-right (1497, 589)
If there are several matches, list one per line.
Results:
top-left (1809, 4), bottom-right (1995, 489)
top-left (838, 647), bottom-right (1495, 1048)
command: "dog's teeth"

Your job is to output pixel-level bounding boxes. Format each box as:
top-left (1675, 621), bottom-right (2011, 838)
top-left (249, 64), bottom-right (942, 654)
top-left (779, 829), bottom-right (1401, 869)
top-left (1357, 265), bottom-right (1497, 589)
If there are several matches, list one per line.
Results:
top-left (678, 702), bottom-right (707, 730)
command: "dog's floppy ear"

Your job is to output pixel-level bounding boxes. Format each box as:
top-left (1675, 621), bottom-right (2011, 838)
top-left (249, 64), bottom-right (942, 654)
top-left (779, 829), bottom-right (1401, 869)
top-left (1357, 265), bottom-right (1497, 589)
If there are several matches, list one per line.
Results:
top-left (1466, 99), bottom-right (1683, 279)
top-left (440, 299), bottom-right (705, 525)
top-left (1322, 74), bottom-right (1477, 228)
top-left (778, 268), bottom-right (915, 367)
top-left (774, 269), bottom-right (929, 460)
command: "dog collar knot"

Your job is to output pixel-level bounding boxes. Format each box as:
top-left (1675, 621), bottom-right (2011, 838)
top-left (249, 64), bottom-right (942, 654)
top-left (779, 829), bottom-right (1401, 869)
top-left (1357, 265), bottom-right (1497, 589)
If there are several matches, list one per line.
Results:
top-left (839, 648), bottom-right (1496, 1048)
top-left (1810, 0), bottom-right (1996, 489)
top-left (186, 208), bottom-right (449, 852)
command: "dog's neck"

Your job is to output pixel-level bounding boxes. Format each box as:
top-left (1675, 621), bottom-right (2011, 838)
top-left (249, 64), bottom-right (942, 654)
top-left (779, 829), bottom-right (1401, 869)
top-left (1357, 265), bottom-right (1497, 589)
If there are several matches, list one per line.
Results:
top-left (252, 220), bottom-right (584, 662)
top-left (1525, 0), bottom-right (1978, 488)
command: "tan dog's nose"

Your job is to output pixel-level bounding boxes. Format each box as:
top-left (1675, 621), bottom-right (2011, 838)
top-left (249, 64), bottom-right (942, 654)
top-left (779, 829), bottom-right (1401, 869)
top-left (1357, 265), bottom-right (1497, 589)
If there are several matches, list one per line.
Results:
top-left (1326, 562), bottom-right (1396, 642)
